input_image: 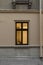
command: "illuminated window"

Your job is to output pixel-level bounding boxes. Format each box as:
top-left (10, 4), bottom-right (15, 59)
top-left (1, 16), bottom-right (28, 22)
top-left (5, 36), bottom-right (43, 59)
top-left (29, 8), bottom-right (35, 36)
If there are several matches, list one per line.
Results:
top-left (16, 21), bottom-right (29, 45)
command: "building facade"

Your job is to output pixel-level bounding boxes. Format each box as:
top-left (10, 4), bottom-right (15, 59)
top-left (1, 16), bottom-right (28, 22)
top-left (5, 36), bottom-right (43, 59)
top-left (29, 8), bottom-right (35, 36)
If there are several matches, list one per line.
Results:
top-left (0, 0), bottom-right (43, 65)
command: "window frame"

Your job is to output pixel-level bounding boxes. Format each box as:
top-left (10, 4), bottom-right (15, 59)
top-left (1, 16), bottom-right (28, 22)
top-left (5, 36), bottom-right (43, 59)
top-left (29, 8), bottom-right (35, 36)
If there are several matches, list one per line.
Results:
top-left (15, 20), bottom-right (29, 45)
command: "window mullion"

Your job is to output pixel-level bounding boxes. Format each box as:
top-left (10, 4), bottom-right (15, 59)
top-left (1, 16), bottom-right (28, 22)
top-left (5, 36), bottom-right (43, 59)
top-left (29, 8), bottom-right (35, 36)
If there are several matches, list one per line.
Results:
top-left (27, 22), bottom-right (29, 45)
top-left (21, 22), bottom-right (23, 45)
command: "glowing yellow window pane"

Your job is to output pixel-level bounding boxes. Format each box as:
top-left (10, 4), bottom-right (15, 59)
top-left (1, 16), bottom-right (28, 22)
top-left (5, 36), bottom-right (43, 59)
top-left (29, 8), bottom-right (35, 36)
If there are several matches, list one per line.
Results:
top-left (17, 31), bottom-right (21, 44)
top-left (23, 31), bottom-right (27, 44)
top-left (23, 23), bottom-right (27, 29)
top-left (16, 23), bottom-right (21, 29)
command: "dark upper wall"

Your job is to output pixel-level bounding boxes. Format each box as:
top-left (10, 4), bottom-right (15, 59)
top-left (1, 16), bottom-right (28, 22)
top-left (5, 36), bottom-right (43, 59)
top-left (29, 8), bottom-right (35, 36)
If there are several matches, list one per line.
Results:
top-left (0, 0), bottom-right (40, 10)
top-left (0, 0), bottom-right (12, 9)
top-left (32, 0), bottom-right (39, 10)
top-left (41, 0), bottom-right (43, 10)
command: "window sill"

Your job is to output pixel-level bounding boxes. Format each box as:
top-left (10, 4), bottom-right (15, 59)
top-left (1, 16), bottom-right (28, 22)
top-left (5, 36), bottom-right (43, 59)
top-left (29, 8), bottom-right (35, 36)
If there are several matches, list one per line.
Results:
top-left (0, 45), bottom-right (40, 48)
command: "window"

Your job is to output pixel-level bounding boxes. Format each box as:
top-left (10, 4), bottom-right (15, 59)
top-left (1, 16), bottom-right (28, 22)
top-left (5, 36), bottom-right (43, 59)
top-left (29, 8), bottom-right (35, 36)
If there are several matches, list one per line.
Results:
top-left (15, 21), bottom-right (29, 45)
top-left (12, 0), bottom-right (32, 9)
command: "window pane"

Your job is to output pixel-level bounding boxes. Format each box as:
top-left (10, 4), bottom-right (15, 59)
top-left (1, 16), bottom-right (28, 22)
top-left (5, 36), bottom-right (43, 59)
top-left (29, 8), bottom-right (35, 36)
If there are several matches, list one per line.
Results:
top-left (17, 31), bottom-right (21, 44)
top-left (16, 23), bottom-right (21, 29)
top-left (23, 23), bottom-right (27, 29)
top-left (23, 31), bottom-right (27, 44)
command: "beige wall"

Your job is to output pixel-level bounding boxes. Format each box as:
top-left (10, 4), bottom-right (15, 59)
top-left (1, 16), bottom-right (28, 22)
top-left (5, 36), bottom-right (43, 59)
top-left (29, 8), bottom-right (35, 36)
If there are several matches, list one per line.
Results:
top-left (0, 13), bottom-right (40, 46)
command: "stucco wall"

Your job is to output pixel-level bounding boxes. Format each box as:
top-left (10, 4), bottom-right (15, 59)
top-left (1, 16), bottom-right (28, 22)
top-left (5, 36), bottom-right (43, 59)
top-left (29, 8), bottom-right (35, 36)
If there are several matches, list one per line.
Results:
top-left (0, 13), bottom-right (40, 46)
top-left (0, 12), bottom-right (43, 65)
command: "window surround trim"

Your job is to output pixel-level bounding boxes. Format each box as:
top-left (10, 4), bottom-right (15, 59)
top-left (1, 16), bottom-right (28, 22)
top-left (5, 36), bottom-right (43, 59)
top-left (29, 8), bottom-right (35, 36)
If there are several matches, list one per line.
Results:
top-left (15, 20), bottom-right (30, 45)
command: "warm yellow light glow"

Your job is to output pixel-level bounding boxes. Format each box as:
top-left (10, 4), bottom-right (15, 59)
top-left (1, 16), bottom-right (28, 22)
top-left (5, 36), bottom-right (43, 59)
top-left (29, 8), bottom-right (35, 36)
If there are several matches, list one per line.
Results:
top-left (23, 31), bottom-right (27, 44)
top-left (16, 23), bottom-right (21, 29)
top-left (17, 31), bottom-right (21, 44)
top-left (23, 23), bottom-right (27, 29)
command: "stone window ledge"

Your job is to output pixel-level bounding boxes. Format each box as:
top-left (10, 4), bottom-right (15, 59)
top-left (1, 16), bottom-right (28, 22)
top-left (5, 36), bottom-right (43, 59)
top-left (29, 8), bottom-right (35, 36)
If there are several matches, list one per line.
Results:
top-left (0, 45), bottom-right (40, 48)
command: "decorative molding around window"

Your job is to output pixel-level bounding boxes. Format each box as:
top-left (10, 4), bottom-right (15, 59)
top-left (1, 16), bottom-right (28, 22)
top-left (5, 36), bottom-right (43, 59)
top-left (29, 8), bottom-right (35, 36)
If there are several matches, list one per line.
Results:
top-left (15, 20), bottom-right (29, 45)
